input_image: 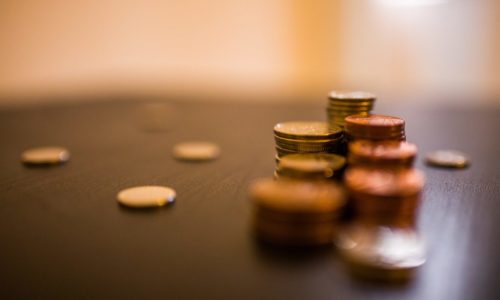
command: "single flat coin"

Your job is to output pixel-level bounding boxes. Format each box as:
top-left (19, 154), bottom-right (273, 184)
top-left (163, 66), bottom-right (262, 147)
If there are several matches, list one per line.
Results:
top-left (425, 150), bottom-right (469, 168)
top-left (117, 185), bottom-right (176, 208)
top-left (173, 142), bottom-right (220, 161)
top-left (21, 146), bottom-right (70, 165)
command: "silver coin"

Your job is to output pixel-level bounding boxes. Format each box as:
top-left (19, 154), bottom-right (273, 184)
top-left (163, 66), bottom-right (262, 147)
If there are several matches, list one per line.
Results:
top-left (117, 185), bottom-right (176, 208)
top-left (172, 142), bottom-right (220, 161)
top-left (21, 146), bottom-right (70, 165)
top-left (425, 150), bottom-right (469, 168)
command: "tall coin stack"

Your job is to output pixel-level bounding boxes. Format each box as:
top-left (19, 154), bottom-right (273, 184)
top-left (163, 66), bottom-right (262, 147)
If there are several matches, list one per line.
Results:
top-left (273, 121), bottom-right (343, 160)
top-left (250, 178), bottom-right (346, 247)
top-left (327, 91), bottom-right (376, 129)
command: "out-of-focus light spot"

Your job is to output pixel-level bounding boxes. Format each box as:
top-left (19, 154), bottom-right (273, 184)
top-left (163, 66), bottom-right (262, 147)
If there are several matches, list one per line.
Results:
top-left (375, 0), bottom-right (450, 7)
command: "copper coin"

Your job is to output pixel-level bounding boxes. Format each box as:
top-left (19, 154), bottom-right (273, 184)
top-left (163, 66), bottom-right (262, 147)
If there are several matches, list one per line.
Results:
top-left (348, 140), bottom-right (417, 167)
top-left (345, 115), bottom-right (405, 139)
top-left (345, 167), bottom-right (425, 197)
top-left (250, 178), bottom-right (346, 214)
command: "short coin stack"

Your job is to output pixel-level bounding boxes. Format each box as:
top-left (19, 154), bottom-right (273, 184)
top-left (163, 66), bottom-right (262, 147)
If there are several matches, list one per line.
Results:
top-left (275, 153), bottom-right (346, 181)
top-left (250, 178), bottom-right (346, 246)
top-left (344, 115), bottom-right (406, 142)
top-left (327, 91), bottom-right (376, 129)
top-left (273, 121), bottom-right (343, 159)
top-left (348, 140), bottom-right (417, 168)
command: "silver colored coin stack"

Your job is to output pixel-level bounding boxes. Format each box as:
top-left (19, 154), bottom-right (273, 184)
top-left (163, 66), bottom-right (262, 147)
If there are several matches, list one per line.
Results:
top-left (273, 121), bottom-right (343, 159)
top-left (327, 91), bottom-right (376, 129)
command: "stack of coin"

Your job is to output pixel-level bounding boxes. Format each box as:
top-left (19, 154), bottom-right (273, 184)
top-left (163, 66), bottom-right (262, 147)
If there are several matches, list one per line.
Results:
top-left (249, 178), bottom-right (346, 246)
top-left (344, 115), bottom-right (406, 142)
top-left (273, 121), bottom-right (343, 158)
top-left (275, 153), bottom-right (346, 181)
top-left (344, 167), bottom-right (425, 225)
top-left (327, 91), bottom-right (376, 129)
top-left (335, 223), bottom-right (426, 282)
top-left (348, 140), bottom-right (417, 168)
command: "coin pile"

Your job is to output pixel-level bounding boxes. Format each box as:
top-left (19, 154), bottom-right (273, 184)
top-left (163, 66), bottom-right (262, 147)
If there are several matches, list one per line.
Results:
top-left (273, 121), bottom-right (343, 158)
top-left (348, 140), bottom-right (417, 168)
top-left (344, 114), bottom-right (406, 142)
top-left (327, 91), bottom-right (376, 129)
top-left (249, 178), bottom-right (346, 246)
top-left (275, 153), bottom-right (346, 181)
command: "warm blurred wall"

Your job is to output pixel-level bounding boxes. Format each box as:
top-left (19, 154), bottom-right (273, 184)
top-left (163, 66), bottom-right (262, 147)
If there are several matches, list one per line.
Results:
top-left (0, 0), bottom-right (498, 105)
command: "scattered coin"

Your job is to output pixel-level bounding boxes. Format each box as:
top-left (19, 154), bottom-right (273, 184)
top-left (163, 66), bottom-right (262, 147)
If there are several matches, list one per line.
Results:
top-left (21, 146), bottom-right (70, 166)
top-left (172, 142), bottom-right (220, 161)
top-left (425, 150), bottom-right (469, 169)
top-left (117, 185), bottom-right (176, 208)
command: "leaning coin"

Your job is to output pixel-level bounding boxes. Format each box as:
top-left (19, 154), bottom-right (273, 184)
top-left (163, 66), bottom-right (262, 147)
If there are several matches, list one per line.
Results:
top-left (21, 146), bottom-right (70, 165)
top-left (173, 142), bottom-right (220, 161)
top-left (117, 185), bottom-right (176, 208)
top-left (425, 150), bottom-right (469, 168)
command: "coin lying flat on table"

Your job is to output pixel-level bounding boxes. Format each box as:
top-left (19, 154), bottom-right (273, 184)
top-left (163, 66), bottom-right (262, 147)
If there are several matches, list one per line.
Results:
top-left (172, 142), bottom-right (220, 161)
top-left (21, 146), bottom-right (70, 165)
top-left (425, 150), bottom-right (469, 169)
top-left (117, 185), bottom-right (176, 208)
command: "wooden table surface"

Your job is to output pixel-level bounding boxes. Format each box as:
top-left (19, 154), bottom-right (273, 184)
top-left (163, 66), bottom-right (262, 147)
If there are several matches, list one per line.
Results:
top-left (0, 99), bottom-right (499, 300)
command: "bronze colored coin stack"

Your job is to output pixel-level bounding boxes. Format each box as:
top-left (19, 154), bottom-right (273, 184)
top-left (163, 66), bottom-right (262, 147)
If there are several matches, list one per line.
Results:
top-left (338, 167), bottom-right (426, 281)
top-left (249, 178), bottom-right (346, 246)
top-left (275, 153), bottom-right (346, 181)
top-left (348, 140), bottom-right (417, 168)
top-left (327, 91), bottom-right (376, 129)
top-left (273, 121), bottom-right (343, 158)
top-left (344, 114), bottom-right (406, 142)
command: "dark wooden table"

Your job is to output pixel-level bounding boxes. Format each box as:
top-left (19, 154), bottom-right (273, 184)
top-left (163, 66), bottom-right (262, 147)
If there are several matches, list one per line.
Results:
top-left (0, 99), bottom-right (499, 300)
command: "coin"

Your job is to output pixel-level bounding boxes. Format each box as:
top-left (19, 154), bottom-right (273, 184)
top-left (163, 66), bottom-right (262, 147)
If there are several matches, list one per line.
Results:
top-left (348, 140), bottom-right (417, 167)
top-left (345, 167), bottom-right (425, 197)
top-left (336, 223), bottom-right (426, 282)
top-left (117, 185), bottom-right (176, 208)
top-left (425, 150), bottom-right (469, 168)
top-left (344, 115), bottom-right (405, 141)
top-left (21, 146), bottom-right (70, 165)
top-left (250, 178), bottom-right (346, 214)
top-left (273, 121), bottom-right (342, 140)
top-left (328, 91), bottom-right (376, 102)
top-left (276, 153), bottom-right (346, 180)
top-left (172, 142), bottom-right (220, 161)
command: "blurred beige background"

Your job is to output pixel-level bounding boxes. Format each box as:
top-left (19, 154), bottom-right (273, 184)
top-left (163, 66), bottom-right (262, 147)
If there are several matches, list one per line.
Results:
top-left (0, 0), bottom-right (499, 105)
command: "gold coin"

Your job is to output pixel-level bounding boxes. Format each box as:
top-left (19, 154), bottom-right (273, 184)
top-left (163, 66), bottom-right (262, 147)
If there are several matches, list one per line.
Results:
top-left (425, 150), bottom-right (469, 168)
top-left (172, 142), bottom-right (220, 161)
top-left (277, 153), bottom-right (345, 179)
top-left (328, 91), bottom-right (376, 102)
top-left (117, 185), bottom-right (176, 208)
top-left (21, 146), bottom-right (70, 165)
top-left (273, 121), bottom-right (341, 140)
